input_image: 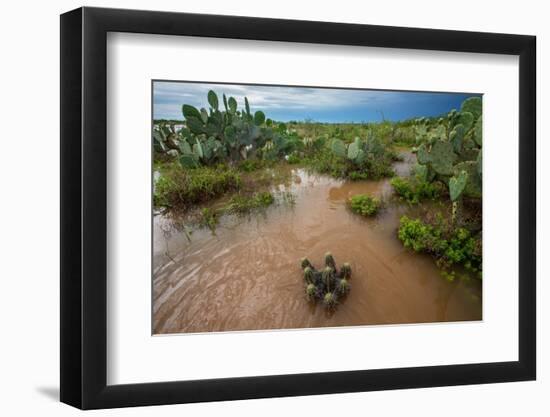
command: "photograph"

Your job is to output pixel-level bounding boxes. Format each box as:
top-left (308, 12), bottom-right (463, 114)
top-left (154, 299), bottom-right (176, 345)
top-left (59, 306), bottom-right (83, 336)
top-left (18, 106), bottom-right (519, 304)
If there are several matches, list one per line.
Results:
top-left (152, 81), bottom-right (483, 335)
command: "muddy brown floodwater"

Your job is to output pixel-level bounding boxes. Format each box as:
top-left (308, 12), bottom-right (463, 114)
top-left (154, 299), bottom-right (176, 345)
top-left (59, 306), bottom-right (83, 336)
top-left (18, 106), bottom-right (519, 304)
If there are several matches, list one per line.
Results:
top-left (153, 151), bottom-right (482, 334)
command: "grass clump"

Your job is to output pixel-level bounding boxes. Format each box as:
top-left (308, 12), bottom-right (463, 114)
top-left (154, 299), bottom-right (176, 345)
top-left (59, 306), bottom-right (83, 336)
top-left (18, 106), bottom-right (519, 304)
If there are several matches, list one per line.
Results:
top-left (398, 215), bottom-right (482, 275)
top-left (154, 164), bottom-right (241, 209)
top-left (198, 207), bottom-right (219, 230)
top-left (225, 191), bottom-right (275, 214)
top-left (348, 172), bottom-right (370, 181)
top-left (349, 194), bottom-right (381, 217)
top-left (390, 177), bottom-right (441, 204)
top-left (305, 149), bottom-right (394, 181)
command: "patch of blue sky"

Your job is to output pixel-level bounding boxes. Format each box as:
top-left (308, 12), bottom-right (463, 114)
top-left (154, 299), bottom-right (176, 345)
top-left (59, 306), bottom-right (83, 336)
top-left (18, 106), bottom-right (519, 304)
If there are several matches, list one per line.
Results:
top-left (153, 81), bottom-right (480, 123)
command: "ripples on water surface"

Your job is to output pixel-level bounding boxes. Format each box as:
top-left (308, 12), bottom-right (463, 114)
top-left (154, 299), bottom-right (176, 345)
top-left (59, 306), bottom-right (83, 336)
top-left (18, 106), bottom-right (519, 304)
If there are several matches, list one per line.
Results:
top-left (153, 152), bottom-right (482, 334)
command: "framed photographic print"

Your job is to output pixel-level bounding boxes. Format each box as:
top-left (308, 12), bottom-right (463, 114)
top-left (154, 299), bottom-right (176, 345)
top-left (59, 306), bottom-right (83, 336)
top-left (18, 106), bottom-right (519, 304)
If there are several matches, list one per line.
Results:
top-left (60, 6), bottom-right (536, 409)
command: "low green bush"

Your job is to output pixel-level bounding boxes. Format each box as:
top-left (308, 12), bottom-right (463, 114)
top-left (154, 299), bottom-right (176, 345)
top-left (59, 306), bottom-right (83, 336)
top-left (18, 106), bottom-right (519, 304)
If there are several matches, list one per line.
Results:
top-left (349, 194), bottom-right (381, 216)
top-left (154, 164), bottom-right (241, 209)
top-left (390, 176), bottom-right (441, 204)
top-left (398, 215), bottom-right (482, 274)
top-left (304, 149), bottom-right (347, 178)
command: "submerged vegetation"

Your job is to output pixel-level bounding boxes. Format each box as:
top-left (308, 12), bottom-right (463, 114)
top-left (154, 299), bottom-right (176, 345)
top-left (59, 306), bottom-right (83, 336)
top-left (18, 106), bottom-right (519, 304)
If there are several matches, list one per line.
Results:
top-left (225, 191), bottom-right (275, 214)
top-left (348, 194), bottom-right (381, 217)
top-left (300, 253), bottom-right (352, 310)
top-left (398, 215), bottom-right (482, 277)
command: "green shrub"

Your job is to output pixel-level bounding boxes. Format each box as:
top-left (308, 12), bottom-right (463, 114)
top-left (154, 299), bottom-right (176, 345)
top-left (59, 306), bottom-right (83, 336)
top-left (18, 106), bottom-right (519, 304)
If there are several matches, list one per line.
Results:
top-left (398, 216), bottom-right (443, 252)
top-left (397, 215), bottom-right (481, 273)
top-left (349, 194), bottom-right (381, 216)
top-left (391, 177), bottom-right (441, 204)
top-left (367, 159), bottom-right (395, 179)
top-left (304, 148), bottom-right (347, 178)
top-left (154, 165), bottom-right (241, 209)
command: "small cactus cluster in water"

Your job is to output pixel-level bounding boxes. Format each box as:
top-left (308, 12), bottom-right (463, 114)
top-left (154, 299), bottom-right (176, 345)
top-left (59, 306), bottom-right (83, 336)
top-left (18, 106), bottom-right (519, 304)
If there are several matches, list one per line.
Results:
top-left (300, 253), bottom-right (352, 310)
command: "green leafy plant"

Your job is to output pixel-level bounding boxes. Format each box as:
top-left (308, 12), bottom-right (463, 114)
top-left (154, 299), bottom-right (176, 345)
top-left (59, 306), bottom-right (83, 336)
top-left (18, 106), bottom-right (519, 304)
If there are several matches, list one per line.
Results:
top-left (390, 176), bottom-right (441, 204)
top-left (398, 215), bottom-right (482, 275)
top-left (349, 194), bottom-right (381, 216)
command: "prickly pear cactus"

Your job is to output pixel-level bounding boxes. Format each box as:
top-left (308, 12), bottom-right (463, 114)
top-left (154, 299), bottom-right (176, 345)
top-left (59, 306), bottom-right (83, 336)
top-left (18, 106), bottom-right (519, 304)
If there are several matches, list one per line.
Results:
top-left (453, 161), bottom-right (482, 198)
top-left (449, 170), bottom-right (468, 202)
top-left (156, 89), bottom-right (296, 167)
top-left (299, 254), bottom-right (353, 310)
top-left (331, 138), bottom-right (346, 158)
top-left (429, 140), bottom-right (456, 175)
top-left (413, 97), bottom-right (482, 209)
top-left (416, 144), bottom-right (430, 165)
top-left (461, 97), bottom-right (482, 119)
top-left (474, 117), bottom-right (482, 146)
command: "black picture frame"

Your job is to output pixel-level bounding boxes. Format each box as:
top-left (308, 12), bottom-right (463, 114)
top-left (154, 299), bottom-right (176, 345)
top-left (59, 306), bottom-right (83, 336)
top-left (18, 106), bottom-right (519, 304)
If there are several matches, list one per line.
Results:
top-left (60, 6), bottom-right (536, 410)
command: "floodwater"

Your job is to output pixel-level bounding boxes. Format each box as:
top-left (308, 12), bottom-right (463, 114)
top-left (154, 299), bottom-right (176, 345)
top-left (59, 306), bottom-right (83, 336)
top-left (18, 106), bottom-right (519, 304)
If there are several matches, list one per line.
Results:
top-left (153, 151), bottom-right (482, 334)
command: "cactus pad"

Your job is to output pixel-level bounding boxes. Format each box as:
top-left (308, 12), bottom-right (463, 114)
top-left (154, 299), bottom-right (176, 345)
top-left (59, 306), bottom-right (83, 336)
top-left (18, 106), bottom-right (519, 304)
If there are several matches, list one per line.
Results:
top-left (179, 154), bottom-right (199, 169)
top-left (449, 170), bottom-right (468, 202)
top-left (182, 104), bottom-right (201, 120)
top-left (461, 97), bottom-right (482, 120)
top-left (450, 124), bottom-right (465, 153)
top-left (416, 144), bottom-right (430, 165)
top-left (474, 117), bottom-right (482, 146)
top-left (207, 90), bottom-right (219, 110)
top-left (331, 139), bottom-right (346, 158)
top-left (347, 139), bottom-right (360, 160)
top-left (228, 97), bottom-right (237, 113)
top-left (429, 140), bottom-right (456, 175)
top-left (254, 110), bottom-right (266, 126)
top-left (454, 161), bottom-right (482, 198)
top-left (457, 112), bottom-right (474, 131)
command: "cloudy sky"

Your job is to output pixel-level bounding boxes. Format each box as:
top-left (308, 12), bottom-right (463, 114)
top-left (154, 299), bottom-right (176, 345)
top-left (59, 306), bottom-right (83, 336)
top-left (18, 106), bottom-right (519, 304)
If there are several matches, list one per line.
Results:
top-left (153, 81), bottom-right (480, 123)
